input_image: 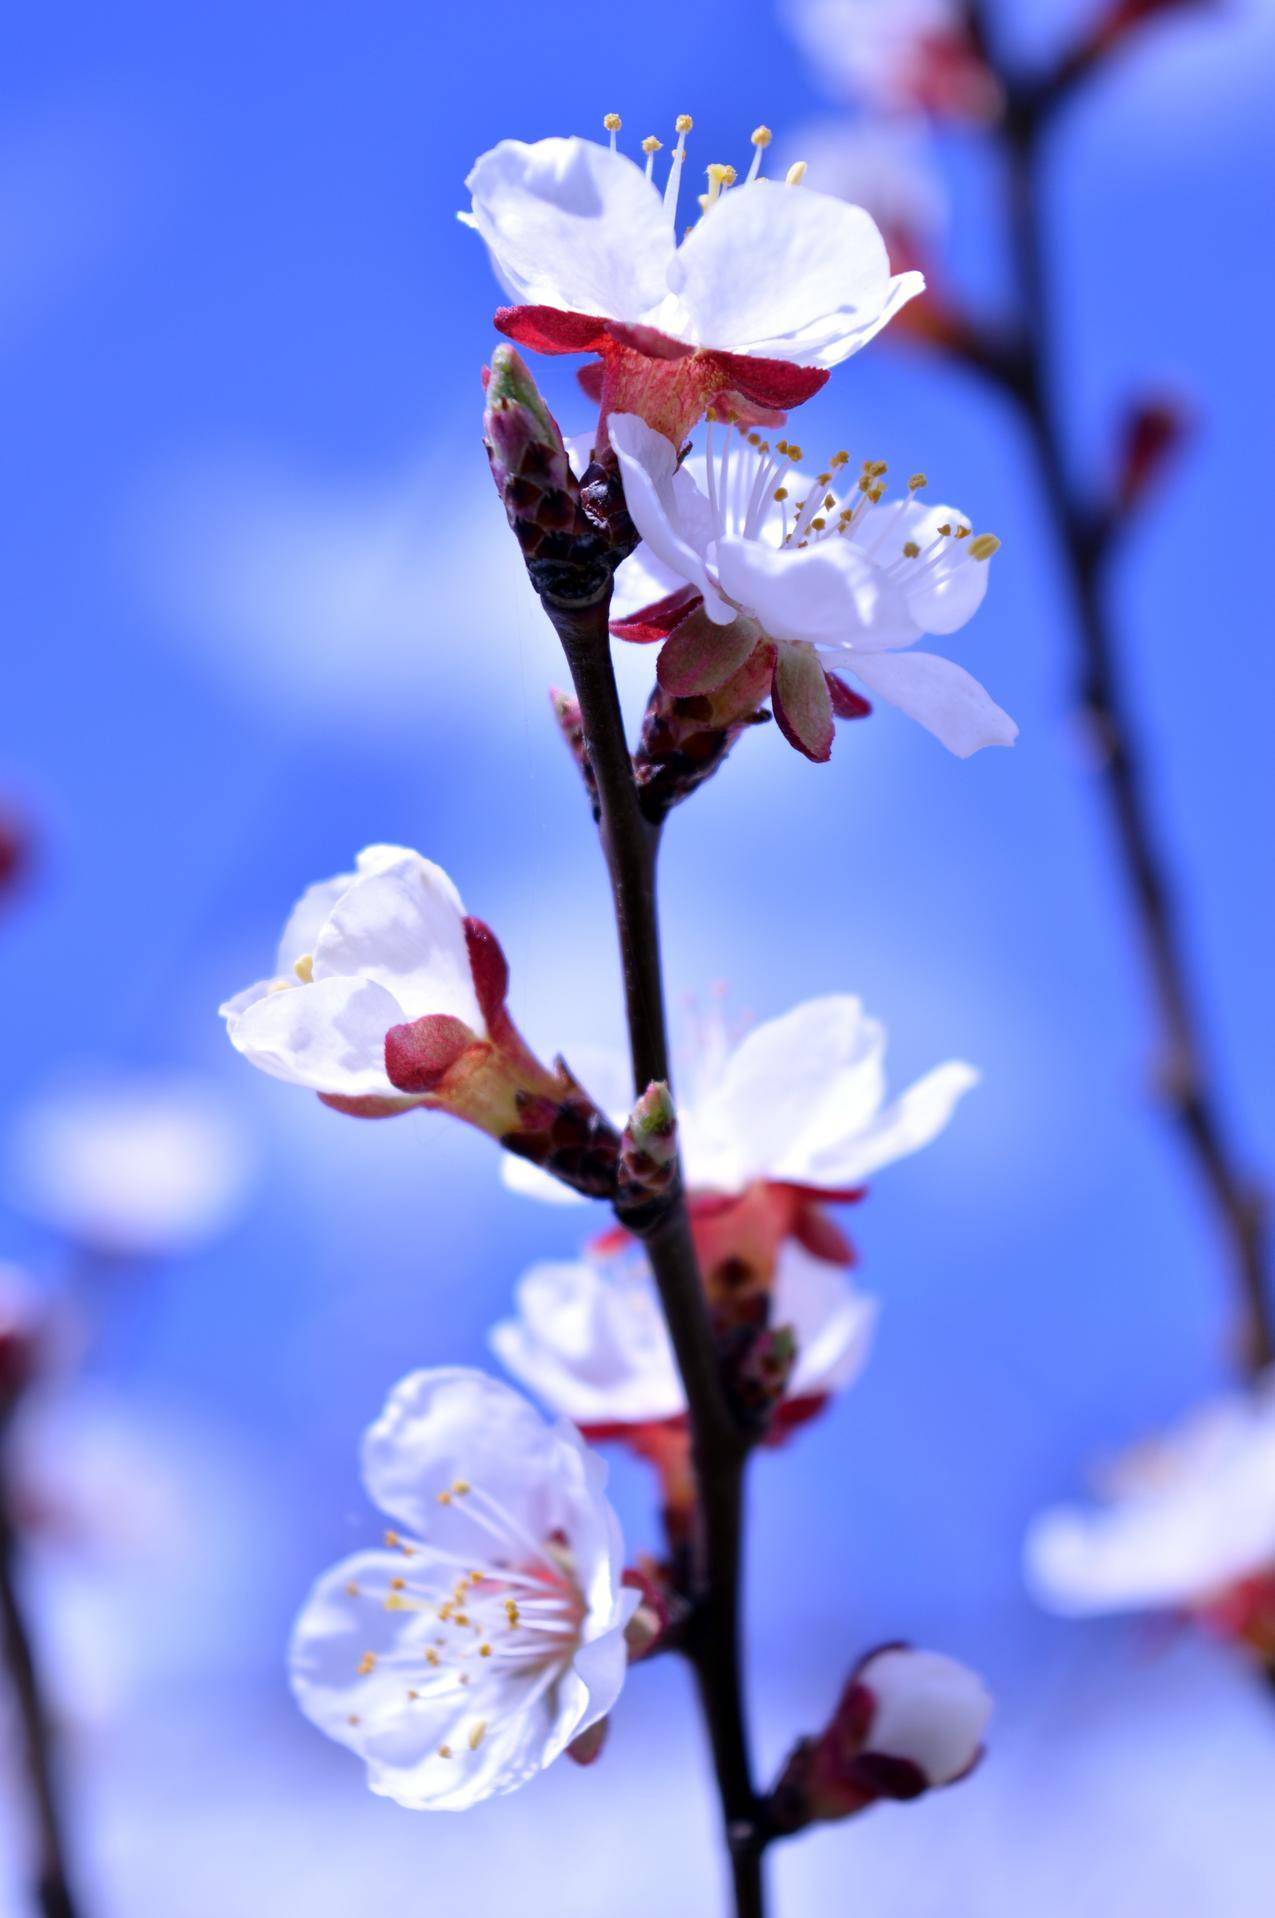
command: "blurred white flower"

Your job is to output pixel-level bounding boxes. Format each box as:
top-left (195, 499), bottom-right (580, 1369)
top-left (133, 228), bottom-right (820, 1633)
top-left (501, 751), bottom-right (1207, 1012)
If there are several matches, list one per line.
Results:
top-left (491, 1240), bottom-right (876, 1431)
top-left (854, 1645), bottom-right (992, 1786)
top-left (606, 411), bottom-right (1014, 760)
top-left (290, 1368), bottom-right (637, 1810)
top-left (505, 992), bottom-right (977, 1206)
top-left (781, 0), bottom-right (999, 120)
top-left (1025, 1380), bottom-right (1275, 1617)
top-left (9, 1075), bottom-right (250, 1258)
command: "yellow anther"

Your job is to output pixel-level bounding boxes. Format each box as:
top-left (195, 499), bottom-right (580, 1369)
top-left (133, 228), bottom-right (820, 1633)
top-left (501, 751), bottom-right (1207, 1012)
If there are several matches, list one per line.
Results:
top-left (438, 1745), bottom-right (452, 1760)
top-left (436, 1491), bottom-right (452, 1506)
top-left (356, 1652), bottom-right (376, 1677)
top-left (390, 1576), bottom-right (406, 1591)
top-left (938, 522), bottom-right (953, 537)
top-left (903, 540), bottom-right (921, 559)
top-left (642, 135), bottom-right (662, 154)
top-left (751, 126), bottom-right (772, 148)
top-left (675, 114), bottom-right (693, 133)
top-left (869, 485), bottom-right (885, 502)
top-left (407, 1688), bottom-right (420, 1700)
top-left (785, 161), bottom-right (807, 186)
top-left (425, 1649), bottom-right (440, 1668)
top-left (773, 486), bottom-right (789, 501)
top-left (908, 472), bottom-right (927, 492)
top-left (453, 1613), bottom-right (470, 1627)
top-left (345, 1581), bottom-right (360, 1597)
top-left (786, 444), bottom-right (803, 461)
top-left (469, 1721), bottom-right (487, 1751)
top-left (810, 516), bottom-right (827, 531)
top-left (858, 476), bottom-right (873, 494)
top-left (384, 1594), bottom-right (409, 1612)
top-left (832, 450), bottom-right (850, 467)
top-left (293, 953), bottom-right (314, 983)
top-left (504, 1599), bottom-right (520, 1624)
top-left (776, 439), bottom-right (790, 454)
top-left (823, 493), bottom-right (836, 509)
top-left (347, 1714), bottom-right (360, 1726)
top-left (969, 533), bottom-right (1001, 561)
top-left (452, 1480), bottom-right (471, 1496)
top-left (603, 113), bottom-right (622, 132)
top-left (869, 460), bottom-right (888, 477)
top-left (479, 1643), bottom-right (493, 1658)
top-left (955, 525), bottom-right (971, 539)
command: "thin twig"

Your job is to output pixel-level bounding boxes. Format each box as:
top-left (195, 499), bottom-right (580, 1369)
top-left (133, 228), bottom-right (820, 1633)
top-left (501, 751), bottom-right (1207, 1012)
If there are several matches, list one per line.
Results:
top-left (545, 587), bottom-right (765, 1917)
top-left (0, 1463), bottom-right (81, 1918)
top-left (968, 5), bottom-right (1273, 1374)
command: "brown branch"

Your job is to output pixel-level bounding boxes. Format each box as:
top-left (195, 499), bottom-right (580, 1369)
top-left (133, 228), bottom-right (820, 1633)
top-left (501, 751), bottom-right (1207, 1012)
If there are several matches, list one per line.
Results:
top-left (973, 20), bottom-right (1274, 1376)
top-left (0, 1462), bottom-right (81, 1918)
top-left (544, 585), bottom-right (765, 1917)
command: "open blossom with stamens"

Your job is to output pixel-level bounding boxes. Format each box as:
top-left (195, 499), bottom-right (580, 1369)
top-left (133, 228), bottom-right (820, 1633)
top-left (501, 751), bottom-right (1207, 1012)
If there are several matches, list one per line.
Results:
top-left (782, 0), bottom-right (1001, 122)
top-left (290, 1368), bottom-right (638, 1811)
top-left (607, 411), bottom-right (1015, 760)
top-left (1025, 1379), bottom-right (1275, 1663)
top-left (220, 845), bottom-right (621, 1194)
top-left (463, 119), bottom-right (923, 444)
top-left (504, 993), bottom-right (978, 1209)
top-left (491, 1240), bottom-right (877, 1437)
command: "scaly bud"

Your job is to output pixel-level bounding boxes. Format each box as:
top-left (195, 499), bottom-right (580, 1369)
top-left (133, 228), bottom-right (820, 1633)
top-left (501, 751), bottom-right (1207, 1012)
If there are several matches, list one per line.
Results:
top-left (549, 687), bottom-right (599, 821)
top-left (618, 1081), bottom-right (680, 1219)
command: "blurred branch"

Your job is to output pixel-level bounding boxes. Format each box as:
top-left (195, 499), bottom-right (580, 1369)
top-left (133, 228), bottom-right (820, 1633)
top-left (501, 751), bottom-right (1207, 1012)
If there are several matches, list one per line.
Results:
top-left (0, 1461), bottom-right (81, 1918)
top-left (971, 8), bottom-right (1274, 1376)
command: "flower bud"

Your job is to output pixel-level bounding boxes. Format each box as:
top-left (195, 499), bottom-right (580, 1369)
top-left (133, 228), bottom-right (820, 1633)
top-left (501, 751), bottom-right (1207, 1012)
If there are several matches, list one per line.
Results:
top-left (769, 1645), bottom-right (991, 1833)
top-left (0, 1268), bottom-right (50, 1416)
top-left (1115, 394), bottom-right (1189, 515)
top-left (633, 636), bottom-right (776, 822)
top-left (617, 1081), bottom-right (680, 1219)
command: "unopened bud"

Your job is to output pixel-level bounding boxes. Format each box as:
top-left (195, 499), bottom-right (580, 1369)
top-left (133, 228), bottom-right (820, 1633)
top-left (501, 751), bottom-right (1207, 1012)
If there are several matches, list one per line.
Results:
top-left (617, 1081), bottom-right (680, 1218)
top-left (1115, 394), bottom-right (1189, 515)
top-left (768, 1645), bottom-right (991, 1834)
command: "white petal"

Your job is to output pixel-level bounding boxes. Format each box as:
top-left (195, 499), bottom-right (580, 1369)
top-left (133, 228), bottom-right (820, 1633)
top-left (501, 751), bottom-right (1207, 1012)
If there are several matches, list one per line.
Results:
top-left (848, 648), bottom-right (1018, 756)
top-left (689, 996), bottom-right (888, 1191)
top-left (312, 850), bottom-right (482, 1029)
top-left (226, 975), bottom-right (403, 1095)
top-left (798, 1060), bottom-right (980, 1190)
top-left (500, 1154), bottom-right (588, 1206)
top-left (610, 543), bottom-right (688, 623)
top-left (219, 977), bottom-right (282, 1033)
top-left (668, 179), bottom-right (922, 365)
top-left (289, 1548), bottom-right (571, 1811)
top-left (491, 1258), bottom-right (684, 1427)
top-left (607, 415), bottom-right (733, 621)
top-left (714, 533), bottom-right (896, 649)
top-left (861, 1647), bottom-right (992, 1784)
top-left (854, 500), bottom-right (991, 636)
top-left (464, 138), bottom-right (673, 321)
top-left (775, 1246), bottom-right (879, 1399)
top-left (274, 871), bottom-right (356, 977)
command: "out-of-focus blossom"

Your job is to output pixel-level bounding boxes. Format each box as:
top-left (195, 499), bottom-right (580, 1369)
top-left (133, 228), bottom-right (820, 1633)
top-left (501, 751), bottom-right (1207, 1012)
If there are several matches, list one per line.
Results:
top-left (606, 412), bottom-right (1014, 760)
top-left (221, 844), bottom-right (620, 1193)
top-left (505, 994), bottom-right (977, 1207)
top-left (776, 117), bottom-right (949, 266)
top-left (290, 1368), bottom-right (637, 1811)
top-left (771, 1645), bottom-right (992, 1830)
top-left (0, 1264), bottom-right (51, 1411)
top-left (9, 1076), bottom-right (250, 1259)
top-left (464, 127), bottom-right (923, 442)
top-left (491, 1240), bottom-right (877, 1433)
top-left (0, 803), bottom-right (32, 905)
top-left (1025, 1381), bottom-right (1275, 1661)
top-left (781, 0), bottom-right (1001, 122)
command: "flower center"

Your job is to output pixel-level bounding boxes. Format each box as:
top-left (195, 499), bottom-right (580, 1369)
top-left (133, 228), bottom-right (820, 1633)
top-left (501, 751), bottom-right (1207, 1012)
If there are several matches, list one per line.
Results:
top-left (599, 113), bottom-right (809, 231)
top-left (347, 1482), bottom-right (587, 1762)
top-left (697, 418), bottom-right (1000, 577)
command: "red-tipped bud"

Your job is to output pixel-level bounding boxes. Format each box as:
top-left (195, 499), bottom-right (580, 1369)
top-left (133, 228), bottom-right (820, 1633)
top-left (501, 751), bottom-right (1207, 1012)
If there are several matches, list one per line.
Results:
top-left (769, 1645), bottom-right (992, 1834)
top-left (1115, 394), bottom-right (1190, 515)
top-left (618, 1081), bottom-right (680, 1217)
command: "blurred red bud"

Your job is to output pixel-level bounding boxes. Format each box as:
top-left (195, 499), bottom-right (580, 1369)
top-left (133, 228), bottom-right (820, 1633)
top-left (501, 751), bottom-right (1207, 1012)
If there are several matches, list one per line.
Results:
top-left (1116, 394), bottom-right (1190, 515)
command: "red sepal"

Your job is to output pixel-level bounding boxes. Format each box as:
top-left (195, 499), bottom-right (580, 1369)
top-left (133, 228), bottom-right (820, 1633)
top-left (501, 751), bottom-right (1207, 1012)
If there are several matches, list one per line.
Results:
top-left (772, 641), bottom-right (835, 762)
top-left (463, 916), bottom-right (509, 1028)
top-left (610, 585), bottom-right (702, 645)
top-left (384, 1015), bottom-right (478, 1094)
top-left (317, 1091), bottom-right (421, 1119)
top-left (577, 361), bottom-right (604, 403)
top-left (826, 672), bottom-right (872, 721)
top-left (494, 305), bottom-right (608, 355)
top-left (657, 606), bottom-right (763, 698)
top-left (704, 350), bottom-right (829, 415)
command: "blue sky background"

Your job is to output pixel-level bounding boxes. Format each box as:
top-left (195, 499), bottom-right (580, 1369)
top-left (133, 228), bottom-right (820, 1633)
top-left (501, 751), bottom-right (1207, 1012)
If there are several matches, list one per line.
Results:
top-left (2, 0), bottom-right (1274, 1911)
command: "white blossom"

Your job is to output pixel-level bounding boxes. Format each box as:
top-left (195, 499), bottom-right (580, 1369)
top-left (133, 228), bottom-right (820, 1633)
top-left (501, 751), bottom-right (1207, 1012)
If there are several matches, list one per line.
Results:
top-left (608, 413), bottom-right (1015, 758)
top-left (491, 1240), bottom-right (877, 1430)
top-left (290, 1368), bottom-right (637, 1811)
top-left (463, 128), bottom-right (922, 371)
top-left (1025, 1379), bottom-right (1275, 1615)
top-left (504, 993), bottom-right (977, 1206)
top-left (220, 845), bottom-right (482, 1103)
top-left (9, 1076), bottom-right (249, 1257)
top-left (857, 1645), bottom-right (992, 1785)
top-left (782, 0), bottom-right (997, 120)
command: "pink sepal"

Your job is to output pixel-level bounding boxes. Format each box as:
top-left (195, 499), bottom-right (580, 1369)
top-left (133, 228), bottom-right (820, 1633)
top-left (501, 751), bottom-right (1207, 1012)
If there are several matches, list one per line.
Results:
top-left (384, 1015), bottom-right (479, 1094)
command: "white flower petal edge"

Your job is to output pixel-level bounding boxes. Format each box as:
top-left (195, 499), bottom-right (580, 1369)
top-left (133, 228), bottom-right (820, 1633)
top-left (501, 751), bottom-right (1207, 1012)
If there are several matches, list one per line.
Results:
top-left (290, 1368), bottom-right (637, 1811)
top-left (491, 1243), bottom-right (877, 1428)
top-left (220, 845), bottom-right (480, 1097)
top-left (607, 412), bottom-right (1017, 757)
top-left (501, 997), bottom-right (977, 1203)
top-left (1025, 1379), bottom-right (1275, 1616)
top-left (463, 136), bottom-right (922, 368)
